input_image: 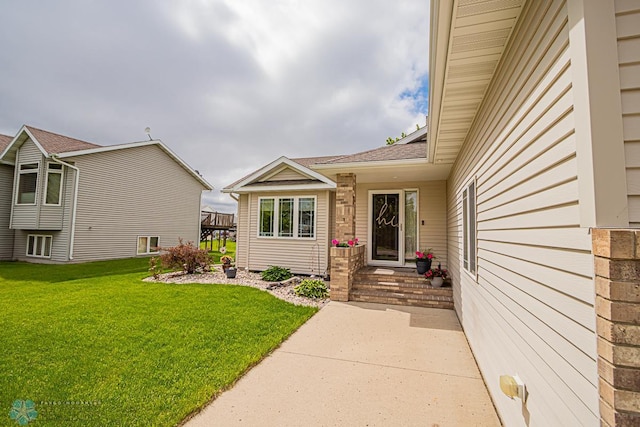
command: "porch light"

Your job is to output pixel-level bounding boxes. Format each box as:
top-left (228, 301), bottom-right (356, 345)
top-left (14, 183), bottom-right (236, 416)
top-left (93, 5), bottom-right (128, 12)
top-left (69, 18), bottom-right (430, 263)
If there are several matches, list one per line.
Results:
top-left (499, 375), bottom-right (526, 402)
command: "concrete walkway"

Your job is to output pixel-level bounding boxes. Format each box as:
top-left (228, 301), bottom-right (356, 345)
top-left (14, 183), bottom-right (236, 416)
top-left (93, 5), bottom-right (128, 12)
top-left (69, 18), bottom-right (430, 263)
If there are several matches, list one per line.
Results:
top-left (185, 302), bottom-right (501, 427)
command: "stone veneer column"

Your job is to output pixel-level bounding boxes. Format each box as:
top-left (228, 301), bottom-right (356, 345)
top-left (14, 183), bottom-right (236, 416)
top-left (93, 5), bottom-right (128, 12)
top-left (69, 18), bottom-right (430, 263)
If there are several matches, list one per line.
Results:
top-left (335, 173), bottom-right (356, 242)
top-left (592, 229), bottom-right (640, 426)
top-left (330, 245), bottom-right (365, 302)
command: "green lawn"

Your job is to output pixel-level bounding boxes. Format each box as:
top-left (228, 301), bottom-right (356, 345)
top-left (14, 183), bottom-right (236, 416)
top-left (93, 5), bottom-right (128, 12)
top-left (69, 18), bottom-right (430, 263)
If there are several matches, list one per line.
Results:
top-left (0, 258), bottom-right (316, 426)
top-left (200, 240), bottom-right (236, 264)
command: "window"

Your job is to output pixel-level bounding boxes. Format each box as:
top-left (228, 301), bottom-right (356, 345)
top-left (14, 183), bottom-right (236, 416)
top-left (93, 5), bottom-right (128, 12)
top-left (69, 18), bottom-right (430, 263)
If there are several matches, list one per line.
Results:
top-left (137, 236), bottom-right (159, 255)
top-left (259, 199), bottom-right (275, 237)
top-left (298, 197), bottom-right (315, 238)
top-left (44, 163), bottom-right (64, 205)
top-left (258, 196), bottom-right (316, 239)
top-left (278, 198), bottom-right (294, 237)
top-left (17, 163), bottom-right (39, 205)
top-left (462, 181), bottom-right (476, 275)
top-left (27, 234), bottom-right (52, 258)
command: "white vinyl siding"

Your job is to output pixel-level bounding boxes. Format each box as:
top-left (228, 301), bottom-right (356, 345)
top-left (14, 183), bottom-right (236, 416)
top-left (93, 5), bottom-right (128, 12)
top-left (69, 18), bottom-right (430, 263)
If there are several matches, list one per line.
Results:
top-left (0, 164), bottom-right (15, 260)
top-left (447, 1), bottom-right (598, 425)
top-left (356, 181), bottom-right (447, 268)
top-left (616, 0), bottom-right (640, 226)
top-left (247, 190), bottom-right (329, 275)
top-left (236, 194), bottom-right (250, 271)
top-left (260, 167), bottom-right (308, 182)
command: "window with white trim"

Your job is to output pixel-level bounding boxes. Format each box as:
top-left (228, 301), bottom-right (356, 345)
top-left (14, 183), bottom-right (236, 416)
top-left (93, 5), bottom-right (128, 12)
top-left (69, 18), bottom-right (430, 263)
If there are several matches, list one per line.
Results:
top-left (27, 234), bottom-right (52, 258)
top-left (462, 181), bottom-right (476, 275)
top-left (17, 163), bottom-right (39, 205)
top-left (137, 236), bottom-right (159, 255)
top-left (258, 196), bottom-right (316, 239)
top-left (44, 163), bottom-right (64, 205)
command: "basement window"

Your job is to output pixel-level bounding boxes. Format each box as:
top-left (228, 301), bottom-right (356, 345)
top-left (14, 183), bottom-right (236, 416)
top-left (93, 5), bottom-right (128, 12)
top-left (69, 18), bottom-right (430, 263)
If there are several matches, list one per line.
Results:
top-left (137, 236), bottom-right (159, 255)
top-left (27, 234), bottom-right (52, 258)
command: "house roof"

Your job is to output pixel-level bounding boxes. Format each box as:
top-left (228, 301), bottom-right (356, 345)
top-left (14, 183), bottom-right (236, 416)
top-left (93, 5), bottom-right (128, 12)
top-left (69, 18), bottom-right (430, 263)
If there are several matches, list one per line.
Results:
top-left (223, 127), bottom-right (434, 191)
top-left (223, 156), bottom-right (337, 193)
top-left (25, 126), bottom-right (101, 154)
top-left (316, 141), bottom-right (426, 165)
top-left (0, 134), bottom-right (12, 152)
top-left (0, 125), bottom-right (213, 190)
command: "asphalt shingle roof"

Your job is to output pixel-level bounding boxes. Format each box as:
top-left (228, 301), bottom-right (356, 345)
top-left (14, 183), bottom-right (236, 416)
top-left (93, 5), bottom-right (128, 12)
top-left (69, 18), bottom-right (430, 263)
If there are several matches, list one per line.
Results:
top-left (25, 126), bottom-right (101, 154)
top-left (315, 142), bottom-right (427, 164)
top-left (0, 134), bottom-right (12, 152)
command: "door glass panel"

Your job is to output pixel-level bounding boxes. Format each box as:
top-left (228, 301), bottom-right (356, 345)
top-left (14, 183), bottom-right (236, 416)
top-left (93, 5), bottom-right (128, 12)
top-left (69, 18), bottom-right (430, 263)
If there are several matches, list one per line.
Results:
top-left (404, 191), bottom-right (418, 262)
top-left (372, 193), bottom-right (400, 261)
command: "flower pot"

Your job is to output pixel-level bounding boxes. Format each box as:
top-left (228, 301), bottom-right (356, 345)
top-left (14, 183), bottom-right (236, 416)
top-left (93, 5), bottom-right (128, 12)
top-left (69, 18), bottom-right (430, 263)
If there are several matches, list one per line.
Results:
top-left (431, 276), bottom-right (444, 287)
top-left (225, 268), bottom-right (236, 279)
top-left (416, 259), bottom-right (432, 275)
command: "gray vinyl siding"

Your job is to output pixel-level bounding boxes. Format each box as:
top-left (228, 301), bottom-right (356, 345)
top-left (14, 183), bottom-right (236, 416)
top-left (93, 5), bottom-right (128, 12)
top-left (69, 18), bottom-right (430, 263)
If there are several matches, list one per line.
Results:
top-left (246, 190), bottom-right (330, 275)
top-left (616, 0), bottom-right (640, 226)
top-left (447, 1), bottom-right (598, 426)
top-left (356, 181), bottom-right (447, 267)
top-left (0, 164), bottom-right (15, 259)
top-left (67, 144), bottom-right (205, 262)
top-left (11, 139), bottom-right (43, 229)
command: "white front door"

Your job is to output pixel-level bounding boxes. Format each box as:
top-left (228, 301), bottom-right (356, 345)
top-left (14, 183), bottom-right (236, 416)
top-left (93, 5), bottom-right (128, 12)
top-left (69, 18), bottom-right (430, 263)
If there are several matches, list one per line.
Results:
top-left (368, 190), bottom-right (418, 267)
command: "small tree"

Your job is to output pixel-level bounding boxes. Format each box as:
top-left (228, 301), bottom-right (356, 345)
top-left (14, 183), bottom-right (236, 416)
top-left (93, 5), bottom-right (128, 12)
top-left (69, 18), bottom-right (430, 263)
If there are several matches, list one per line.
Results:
top-left (159, 238), bottom-right (212, 274)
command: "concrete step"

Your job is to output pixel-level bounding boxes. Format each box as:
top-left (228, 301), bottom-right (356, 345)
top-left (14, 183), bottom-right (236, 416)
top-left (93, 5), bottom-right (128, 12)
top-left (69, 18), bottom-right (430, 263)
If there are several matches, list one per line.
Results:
top-left (350, 289), bottom-right (454, 310)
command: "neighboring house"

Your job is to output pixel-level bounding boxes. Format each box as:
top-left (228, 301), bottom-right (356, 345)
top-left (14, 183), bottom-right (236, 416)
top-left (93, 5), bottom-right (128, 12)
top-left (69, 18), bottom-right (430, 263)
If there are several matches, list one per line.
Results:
top-left (0, 125), bottom-right (212, 263)
top-left (0, 134), bottom-right (15, 260)
top-left (226, 0), bottom-right (640, 425)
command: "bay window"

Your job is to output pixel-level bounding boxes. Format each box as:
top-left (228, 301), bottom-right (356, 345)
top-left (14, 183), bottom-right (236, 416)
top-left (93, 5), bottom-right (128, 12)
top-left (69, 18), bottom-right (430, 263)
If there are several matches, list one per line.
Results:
top-left (17, 163), bottom-right (39, 205)
top-left (44, 163), bottom-right (64, 205)
top-left (258, 196), bottom-right (316, 239)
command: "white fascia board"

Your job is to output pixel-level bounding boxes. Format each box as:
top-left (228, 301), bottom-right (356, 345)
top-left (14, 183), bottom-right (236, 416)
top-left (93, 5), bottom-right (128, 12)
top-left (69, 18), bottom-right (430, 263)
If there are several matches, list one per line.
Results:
top-left (311, 158), bottom-right (430, 171)
top-left (229, 156), bottom-right (336, 192)
top-left (427, 0), bottom-right (454, 164)
top-left (0, 125), bottom-right (48, 164)
top-left (224, 182), bottom-right (336, 194)
top-left (395, 126), bottom-right (428, 145)
top-left (58, 140), bottom-right (214, 190)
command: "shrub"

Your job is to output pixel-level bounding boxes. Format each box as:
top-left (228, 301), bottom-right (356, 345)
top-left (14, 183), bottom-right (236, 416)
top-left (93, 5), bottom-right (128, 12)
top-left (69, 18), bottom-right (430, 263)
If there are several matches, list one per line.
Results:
top-left (148, 256), bottom-right (162, 279)
top-left (159, 239), bottom-right (212, 274)
top-left (261, 266), bottom-right (292, 282)
top-left (294, 279), bottom-right (329, 299)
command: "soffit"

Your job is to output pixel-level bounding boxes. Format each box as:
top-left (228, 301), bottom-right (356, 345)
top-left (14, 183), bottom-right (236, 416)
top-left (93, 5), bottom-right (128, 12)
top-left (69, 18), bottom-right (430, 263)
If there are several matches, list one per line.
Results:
top-left (430, 0), bottom-right (525, 164)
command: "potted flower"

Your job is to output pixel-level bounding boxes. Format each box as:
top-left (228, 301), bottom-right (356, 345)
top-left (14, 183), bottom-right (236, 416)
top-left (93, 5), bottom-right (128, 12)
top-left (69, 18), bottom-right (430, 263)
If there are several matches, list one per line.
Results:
top-left (425, 263), bottom-right (448, 287)
top-left (332, 238), bottom-right (359, 247)
top-left (220, 255), bottom-right (234, 272)
top-left (415, 249), bottom-right (435, 275)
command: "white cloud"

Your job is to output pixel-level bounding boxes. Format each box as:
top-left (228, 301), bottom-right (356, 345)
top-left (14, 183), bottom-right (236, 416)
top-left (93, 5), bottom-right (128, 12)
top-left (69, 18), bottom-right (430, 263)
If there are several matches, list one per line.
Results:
top-left (0, 0), bottom-right (429, 212)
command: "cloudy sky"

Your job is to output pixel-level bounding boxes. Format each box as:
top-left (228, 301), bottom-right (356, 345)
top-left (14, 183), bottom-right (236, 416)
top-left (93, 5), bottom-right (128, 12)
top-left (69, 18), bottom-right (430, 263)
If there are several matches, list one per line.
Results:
top-left (0, 0), bottom-right (430, 212)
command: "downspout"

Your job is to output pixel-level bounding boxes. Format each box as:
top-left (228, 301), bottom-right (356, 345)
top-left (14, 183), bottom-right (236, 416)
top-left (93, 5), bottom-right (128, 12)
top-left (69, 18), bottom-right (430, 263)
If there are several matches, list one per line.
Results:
top-left (229, 193), bottom-right (239, 202)
top-left (50, 155), bottom-right (79, 261)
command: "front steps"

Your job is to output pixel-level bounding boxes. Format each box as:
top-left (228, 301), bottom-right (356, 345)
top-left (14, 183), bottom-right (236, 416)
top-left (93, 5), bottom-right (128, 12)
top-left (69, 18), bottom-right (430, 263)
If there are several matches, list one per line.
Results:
top-left (350, 267), bottom-right (454, 310)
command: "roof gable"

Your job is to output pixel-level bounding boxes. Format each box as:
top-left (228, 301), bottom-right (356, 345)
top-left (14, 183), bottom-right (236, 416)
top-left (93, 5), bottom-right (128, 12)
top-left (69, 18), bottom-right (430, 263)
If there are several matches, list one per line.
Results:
top-left (223, 156), bottom-right (336, 193)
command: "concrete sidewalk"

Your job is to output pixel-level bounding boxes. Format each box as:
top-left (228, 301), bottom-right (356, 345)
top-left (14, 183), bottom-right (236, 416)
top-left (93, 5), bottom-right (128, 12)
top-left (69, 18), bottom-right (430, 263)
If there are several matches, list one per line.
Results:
top-left (185, 302), bottom-right (501, 426)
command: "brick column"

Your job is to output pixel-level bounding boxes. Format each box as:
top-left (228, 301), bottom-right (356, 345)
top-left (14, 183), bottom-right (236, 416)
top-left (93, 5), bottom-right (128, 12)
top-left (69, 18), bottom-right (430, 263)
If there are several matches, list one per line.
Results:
top-left (593, 229), bottom-right (640, 426)
top-left (330, 245), bottom-right (365, 301)
top-left (335, 173), bottom-right (356, 242)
